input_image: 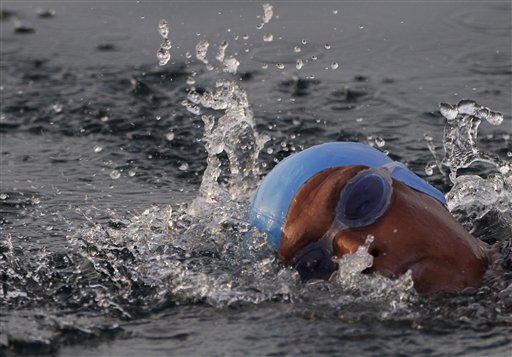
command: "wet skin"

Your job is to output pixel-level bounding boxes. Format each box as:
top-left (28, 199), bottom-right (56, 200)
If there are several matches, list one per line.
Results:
top-left (280, 165), bottom-right (490, 294)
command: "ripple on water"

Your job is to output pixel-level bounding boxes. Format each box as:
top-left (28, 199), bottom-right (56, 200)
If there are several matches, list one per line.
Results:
top-left (456, 50), bottom-right (512, 76)
top-left (444, 3), bottom-right (512, 37)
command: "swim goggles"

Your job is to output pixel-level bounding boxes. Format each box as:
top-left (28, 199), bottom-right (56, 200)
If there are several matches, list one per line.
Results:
top-left (291, 162), bottom-right (404, 281)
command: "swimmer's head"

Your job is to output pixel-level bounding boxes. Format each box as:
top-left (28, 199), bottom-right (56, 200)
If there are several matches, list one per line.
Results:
top-left (248, 142), bottom-right (489, 294)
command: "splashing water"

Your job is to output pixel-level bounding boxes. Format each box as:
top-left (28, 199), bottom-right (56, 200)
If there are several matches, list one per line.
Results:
top-left (256, 3), bottom-right (274, 30)
top-left (214, 41), bottom-right (239, 74)
top-left (332, 235), bottom-right (416, 313)
top-left (436, 100), bottom-right (512, 237)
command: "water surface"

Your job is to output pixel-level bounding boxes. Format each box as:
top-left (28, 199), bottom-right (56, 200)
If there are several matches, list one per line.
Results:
top-left (1, 2), bottom-right (511, 356)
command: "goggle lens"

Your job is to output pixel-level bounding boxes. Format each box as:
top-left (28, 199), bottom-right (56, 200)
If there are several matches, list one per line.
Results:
top-left (292, 166), bottom-right (395, 281)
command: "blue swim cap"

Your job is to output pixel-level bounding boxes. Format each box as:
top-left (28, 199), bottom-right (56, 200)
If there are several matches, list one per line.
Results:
top-left (248, 142), bottom-right (447, 250)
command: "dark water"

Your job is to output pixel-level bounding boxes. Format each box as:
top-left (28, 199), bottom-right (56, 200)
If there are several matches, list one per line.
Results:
top-left (1, 2), bottom-right (511, 356)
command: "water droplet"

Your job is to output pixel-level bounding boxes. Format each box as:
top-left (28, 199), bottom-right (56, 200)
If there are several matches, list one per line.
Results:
top-left (222, 57), bottom-right (240, 74)
top-left (276, 63), bottom-right (285, 69)
top-left (359, 25), bottom-right (365, 29)
top-left (425, 161), bottom-right (436, 176)
top-left (94, 145), bottom-right (103, 153)
top-left (263, 33), bottom-right (273, 42)
top-left (301, 39), bottom-right (307, 45)
top-left (294, 46), bottom-right (301, 53)
top-left (31, 197), bottom-right (41, 205)
top-left (243, 34), bottom-right (249, 40)
top-left (166, 132), bottom-right (175, 141)
top-left (161, 38), bottom-right (171, 50)
top-left (110, 170), bottom-right (121, 179)
top-left (262, 63), bottom-right (268, 69)
top-left (0, 193), bottom-right (7, 200)
top-left (262, 3), bottom-right (273, 24)
top-left (186, 77), bottom-right (196, 85)
top-left (179, 162), bottom-right (189, 171)
top-left (375, 136), bottom-right (385, 147)
top-left (196, 40), bottom-right (210, 64)
top-left (356, 117), bottom-right (364, 122)
top-left (157, 48), bottom-right (171, 66)
top-left (128, 170), bottom-right (136, 177)
top-left (325, 44), bottom-right (331, 50)
top-left (158, 19), bottom-right (169, 38)
top-left (331, 62), bottom-right (339, 70)
top-left (311, 55), bottom-right (318, 61)
top-left (333, 10), bottom-right (338, 14)
top-left (216, 40), bottom-right (228, 62)
top-left (486, 111), bottom-right (503, 125)
top-left (185, 51), bottom-right (192, 59)
top-left (295, 59), bottom-right (304, 70)
top-left (52, 103), bottom-right (63, 113)
top-left (266, 147), bottom-right (273, 154)
top-left (439, 103), bottom-right (458, 120)
top-left (507, 151), bottom-right (512, 157)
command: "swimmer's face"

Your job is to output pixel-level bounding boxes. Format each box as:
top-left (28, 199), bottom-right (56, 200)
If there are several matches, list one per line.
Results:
top-left (279, 165), bottom-right (489, 294)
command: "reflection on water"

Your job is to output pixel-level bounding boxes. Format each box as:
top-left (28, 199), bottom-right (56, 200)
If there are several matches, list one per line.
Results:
top-left (1, 1), bottom-right (511, 356)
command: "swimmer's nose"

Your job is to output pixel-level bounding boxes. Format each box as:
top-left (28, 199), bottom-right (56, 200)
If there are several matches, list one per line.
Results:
top-left (332, 232), bottom-right (366, 256)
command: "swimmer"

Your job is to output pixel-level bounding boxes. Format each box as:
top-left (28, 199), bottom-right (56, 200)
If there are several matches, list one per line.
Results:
top-left (248, 142), bottom-right (497, 294)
